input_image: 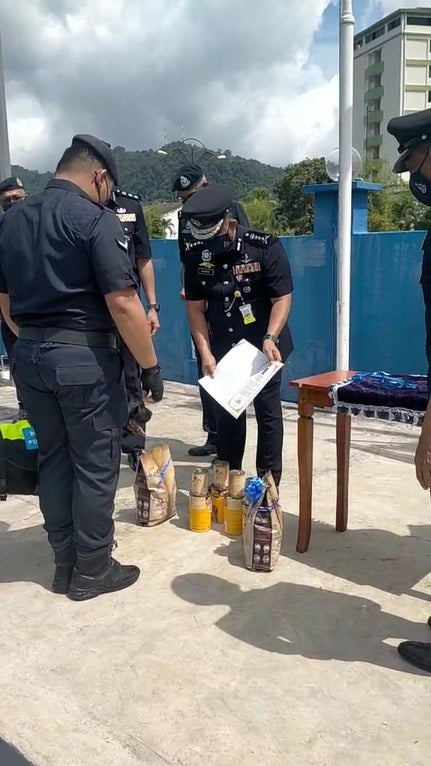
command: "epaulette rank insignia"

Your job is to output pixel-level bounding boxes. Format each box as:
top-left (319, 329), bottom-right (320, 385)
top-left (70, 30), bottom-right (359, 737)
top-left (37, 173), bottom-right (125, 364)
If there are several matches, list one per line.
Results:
top-left (243, 230), bottom-right (272, 247)
top-left (115, 189), bottom-right (142, 202)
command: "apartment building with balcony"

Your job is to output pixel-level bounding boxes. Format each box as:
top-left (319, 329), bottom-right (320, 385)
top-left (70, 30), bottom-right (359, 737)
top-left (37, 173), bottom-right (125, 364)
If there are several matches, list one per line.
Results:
top-left (353, 8), bottom-right (431, 169)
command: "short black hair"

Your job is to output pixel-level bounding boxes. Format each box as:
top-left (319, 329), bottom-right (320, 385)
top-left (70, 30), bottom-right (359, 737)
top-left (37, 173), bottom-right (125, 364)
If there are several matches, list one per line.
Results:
top-left (56, 140), bottom-right (109, 177)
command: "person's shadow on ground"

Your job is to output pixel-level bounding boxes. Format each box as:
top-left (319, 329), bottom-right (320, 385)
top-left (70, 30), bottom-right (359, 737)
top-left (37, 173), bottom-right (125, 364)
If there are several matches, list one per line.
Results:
top-left (0, 520), bottom-right (52, 590)
top-left (213, 513), bottom-right (431, 602)
top-left (171, 573), bottom-right (430, 674)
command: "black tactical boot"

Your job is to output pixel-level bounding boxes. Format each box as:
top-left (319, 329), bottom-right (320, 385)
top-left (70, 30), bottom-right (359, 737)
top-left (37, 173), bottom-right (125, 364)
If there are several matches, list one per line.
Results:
top-left (67, 543), bottom-right (140, 602)
top-left (398, 641), bottom-right (431, 673)
top-left (188, 435), bottom-right (218, 457)
top-left (48, 531), bottom-right (76, 594)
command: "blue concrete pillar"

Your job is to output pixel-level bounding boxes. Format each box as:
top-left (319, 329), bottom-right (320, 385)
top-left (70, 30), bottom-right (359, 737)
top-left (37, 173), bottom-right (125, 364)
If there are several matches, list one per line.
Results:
top-left (302, 180), bottom-right (382, 236)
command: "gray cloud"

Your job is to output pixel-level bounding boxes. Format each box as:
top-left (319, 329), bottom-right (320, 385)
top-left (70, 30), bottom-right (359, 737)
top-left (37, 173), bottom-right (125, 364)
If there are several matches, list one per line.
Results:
top-left (1, 0), bottom-right (339, 170)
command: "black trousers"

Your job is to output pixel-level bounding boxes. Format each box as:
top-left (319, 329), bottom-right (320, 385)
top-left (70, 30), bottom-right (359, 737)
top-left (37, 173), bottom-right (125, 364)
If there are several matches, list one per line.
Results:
top-left (1, 321), bottom-right (23, 407)
top-left (192, 336), bottom-right (218, 438)
top-left (216, 369), bottom-right (283, 486)
top-left (12, 338), bottom-right (128, 551)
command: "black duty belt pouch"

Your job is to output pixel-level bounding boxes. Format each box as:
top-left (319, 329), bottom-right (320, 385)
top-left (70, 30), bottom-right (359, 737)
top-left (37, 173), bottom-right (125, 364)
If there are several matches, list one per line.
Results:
top-left (0, 420), bottom-right (39, 499)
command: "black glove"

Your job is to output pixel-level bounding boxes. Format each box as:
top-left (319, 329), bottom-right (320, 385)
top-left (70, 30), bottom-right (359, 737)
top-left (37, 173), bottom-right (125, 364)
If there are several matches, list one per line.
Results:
top-left (141, 364), bottom-right (164, 402)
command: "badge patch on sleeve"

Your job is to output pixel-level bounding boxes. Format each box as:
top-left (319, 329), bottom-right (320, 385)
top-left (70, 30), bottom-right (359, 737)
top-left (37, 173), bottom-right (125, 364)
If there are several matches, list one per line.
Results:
top-left (22, 425), bottom-right (38, 451)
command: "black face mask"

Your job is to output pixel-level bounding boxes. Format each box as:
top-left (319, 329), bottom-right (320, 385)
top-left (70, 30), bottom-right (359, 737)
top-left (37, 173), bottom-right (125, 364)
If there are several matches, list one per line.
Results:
top-left (410, 172), bottom-right (431, 207)
top-left (197, 234), bottom-right (234, 257)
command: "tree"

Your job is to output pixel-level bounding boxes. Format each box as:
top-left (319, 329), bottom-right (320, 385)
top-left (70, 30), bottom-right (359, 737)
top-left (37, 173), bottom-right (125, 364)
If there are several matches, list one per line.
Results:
top-left (273, 157), bottom-right (328, 234)
top-left (363, 158), bottom-right (429, 232)
top-left (243, 187), bottom-right (279, 232)
top-left (144, 204), bottom-right (170, 238)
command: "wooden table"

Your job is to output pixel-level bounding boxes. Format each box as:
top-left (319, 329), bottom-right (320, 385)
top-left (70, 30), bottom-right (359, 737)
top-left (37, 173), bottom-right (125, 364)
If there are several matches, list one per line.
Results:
top-left (290, 370), bottom-right (356, 553)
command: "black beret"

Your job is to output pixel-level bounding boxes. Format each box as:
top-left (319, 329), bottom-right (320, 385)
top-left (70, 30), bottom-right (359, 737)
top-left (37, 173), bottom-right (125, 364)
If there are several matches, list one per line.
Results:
top-left (0, 176), bottom-right (24, 195)
top-left (72, 133), bottom-right (119, 185)
top-left (172, 164), bottom-right (204, 192)
top-left (181, 183), bottom-right (233, 239)
top-left (387, 109), bottom-right (431, 172)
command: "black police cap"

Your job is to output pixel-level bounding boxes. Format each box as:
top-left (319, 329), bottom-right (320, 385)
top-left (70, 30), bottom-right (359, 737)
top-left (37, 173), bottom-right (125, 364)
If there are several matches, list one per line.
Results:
top-left (0, 176), bottom-right (24, 195)
top-left (387, 108), bottom-right (431, 173)
top-left (172, 164), bottom-right (205, 192)
top-left (181, 183), bottom-right (234, 239)
top-left (72, 133), bottom-right (119, 185)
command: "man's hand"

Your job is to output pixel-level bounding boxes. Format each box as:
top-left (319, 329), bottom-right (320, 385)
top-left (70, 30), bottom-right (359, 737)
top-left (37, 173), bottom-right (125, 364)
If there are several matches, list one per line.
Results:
top-left (180, 287), bottom-right (186, 301)
top-left (147, 308), bottom-right (160, 336)
top-left (415, 433), bottom-right (431, 489)
top-left (201, 353), bottom-right (217, 378)
top-left (141, 364), bottom-right (164, 402)
top-left (263, 339), bottom-right (282, 363)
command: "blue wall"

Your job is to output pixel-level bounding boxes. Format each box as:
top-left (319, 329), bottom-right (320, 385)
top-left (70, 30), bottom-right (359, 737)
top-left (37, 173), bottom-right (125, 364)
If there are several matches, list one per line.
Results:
top-left (151, 182), bottom-right (428, 402)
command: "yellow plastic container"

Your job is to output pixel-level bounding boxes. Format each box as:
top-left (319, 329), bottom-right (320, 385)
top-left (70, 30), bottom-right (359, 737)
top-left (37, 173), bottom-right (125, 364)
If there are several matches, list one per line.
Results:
top-left (189, 494), bottom-right (211, 532)
top-left (211, 487), bottom-right (227, 524)
top-left (224, 496), bottom-right (243, 536)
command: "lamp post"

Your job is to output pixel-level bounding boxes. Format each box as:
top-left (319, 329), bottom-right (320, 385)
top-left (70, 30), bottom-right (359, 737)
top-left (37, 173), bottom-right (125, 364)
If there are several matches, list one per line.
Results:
top-left (337, 0), bottom-right (355, 370)
top-left (0, 30), bottom-right (11, 180)
top-left (157, 137), bottom-right (226, 164)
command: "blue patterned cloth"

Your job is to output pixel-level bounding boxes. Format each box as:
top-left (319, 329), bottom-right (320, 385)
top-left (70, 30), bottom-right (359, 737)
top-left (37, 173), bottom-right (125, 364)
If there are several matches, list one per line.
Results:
top-left (329, 371), bottom-right (428, 426)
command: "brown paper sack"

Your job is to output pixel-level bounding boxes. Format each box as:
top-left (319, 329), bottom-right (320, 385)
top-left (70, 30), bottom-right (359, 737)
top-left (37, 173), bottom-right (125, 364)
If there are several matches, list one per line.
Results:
top-left (243, 471), bottom-right (283, 572)
top-left (134, 442), bottom-right (177, 526)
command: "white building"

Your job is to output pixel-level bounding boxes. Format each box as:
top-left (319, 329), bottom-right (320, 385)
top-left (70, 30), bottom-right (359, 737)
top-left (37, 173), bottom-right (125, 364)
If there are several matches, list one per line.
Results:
top-left (353, 7), bottom-right (431, 169)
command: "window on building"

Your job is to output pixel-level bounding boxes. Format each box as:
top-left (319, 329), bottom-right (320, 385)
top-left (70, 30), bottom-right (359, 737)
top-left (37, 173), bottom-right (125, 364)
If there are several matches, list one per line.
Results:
top-left (368, 49), bottom-right (382, 65)
top-left (367, 75), bottom-right (382, 90)
top-left (354, 38), bottom-right (363, 50)
top-left (388, 17), bottom-right (401, 31)
top-left (429, 65), bottom-right (431, 78)
top-left (428, 90), bottom-right (431, 103)
top-left (407, 16), bottom-right (431, 26)
top-left (365, 26), bottom-right (385, 43)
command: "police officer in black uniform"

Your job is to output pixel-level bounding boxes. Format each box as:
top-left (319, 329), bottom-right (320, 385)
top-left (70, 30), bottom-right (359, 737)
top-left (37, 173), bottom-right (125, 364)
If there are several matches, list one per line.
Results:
top-left (0, 177), bottom-right (27, 418)
top-left (0, 134), bottom-right (159, 601)
top-left (388, 109), bottom-right (431, 671)
top-left (173, 164), bottom-right (250, 457)
top-left (107, 187), bottom-right (163, 464)
top-left (182, 183), bottom-right (293, 486)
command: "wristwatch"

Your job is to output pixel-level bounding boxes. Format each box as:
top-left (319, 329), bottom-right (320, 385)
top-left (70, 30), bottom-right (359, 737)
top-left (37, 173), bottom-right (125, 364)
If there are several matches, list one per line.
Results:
top-left (263, 333), bottom-right (279, 345)
top-left (147, 303), bottom-right (160, 312)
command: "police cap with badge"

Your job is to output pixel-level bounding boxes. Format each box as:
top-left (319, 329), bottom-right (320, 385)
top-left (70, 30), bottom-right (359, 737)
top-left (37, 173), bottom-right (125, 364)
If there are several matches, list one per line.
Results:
top-left (72, 133), bottom-right (119, 186)
top-left (387, 109), bottom-right (431, 173)
top-left (172, 164), bottom-right (205, 193)
top-left (181, 182), bottom-right (233, 239)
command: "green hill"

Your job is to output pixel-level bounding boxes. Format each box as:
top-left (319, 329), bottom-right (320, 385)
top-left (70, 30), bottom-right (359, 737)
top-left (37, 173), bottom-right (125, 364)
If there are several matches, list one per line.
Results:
top-left (12, 142), bottom-right (284, 202)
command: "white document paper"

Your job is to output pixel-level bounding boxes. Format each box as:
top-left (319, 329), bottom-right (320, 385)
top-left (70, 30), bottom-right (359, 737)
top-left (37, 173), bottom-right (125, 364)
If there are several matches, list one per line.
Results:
top-left (199, 339), bottom-right (283, 419)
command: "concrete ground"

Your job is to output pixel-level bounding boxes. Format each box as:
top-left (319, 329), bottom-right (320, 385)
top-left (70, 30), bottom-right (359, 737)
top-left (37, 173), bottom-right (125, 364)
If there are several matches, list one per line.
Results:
top-left (0, 380), bottom-right (431, 766)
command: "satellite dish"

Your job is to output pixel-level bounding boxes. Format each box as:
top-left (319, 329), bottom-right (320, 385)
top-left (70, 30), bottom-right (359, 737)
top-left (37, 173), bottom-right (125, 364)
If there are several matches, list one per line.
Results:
top-left (325, 147), bottom-right (362, 182)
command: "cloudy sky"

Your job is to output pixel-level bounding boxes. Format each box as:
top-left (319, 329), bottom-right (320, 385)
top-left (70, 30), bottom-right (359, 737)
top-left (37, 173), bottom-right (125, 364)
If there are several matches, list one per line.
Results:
top-left (0, 0), bottom-right (429, 171)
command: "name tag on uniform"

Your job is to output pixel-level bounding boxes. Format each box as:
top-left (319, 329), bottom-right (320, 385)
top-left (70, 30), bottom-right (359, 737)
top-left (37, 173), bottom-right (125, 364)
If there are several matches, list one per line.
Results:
top-left (239, 303), bottom-right (256, 325)
top-left (117, 213), bottom-right (136, 222)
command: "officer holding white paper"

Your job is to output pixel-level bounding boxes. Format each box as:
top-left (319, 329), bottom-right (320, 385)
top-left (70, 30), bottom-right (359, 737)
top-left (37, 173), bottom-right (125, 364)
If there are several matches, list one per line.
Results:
top-left (182, 183), bottom-right (293, 487)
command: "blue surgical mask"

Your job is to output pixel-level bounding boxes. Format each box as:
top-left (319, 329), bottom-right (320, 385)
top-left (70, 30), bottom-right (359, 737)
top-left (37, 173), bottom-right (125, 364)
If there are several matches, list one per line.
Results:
top-left (410, 172), bottom-right (431, 206)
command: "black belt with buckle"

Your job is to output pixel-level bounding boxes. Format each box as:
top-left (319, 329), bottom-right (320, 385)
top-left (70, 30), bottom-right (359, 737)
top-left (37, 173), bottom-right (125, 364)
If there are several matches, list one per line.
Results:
top-left (19, 327), bottom-right (117, 350)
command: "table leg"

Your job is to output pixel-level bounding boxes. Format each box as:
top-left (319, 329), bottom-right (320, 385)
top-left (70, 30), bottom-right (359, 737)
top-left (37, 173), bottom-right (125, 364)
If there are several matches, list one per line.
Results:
top-left (296, 398), bottom-right (314, 553)
top-left (336, 412), bottom-right (351, 532)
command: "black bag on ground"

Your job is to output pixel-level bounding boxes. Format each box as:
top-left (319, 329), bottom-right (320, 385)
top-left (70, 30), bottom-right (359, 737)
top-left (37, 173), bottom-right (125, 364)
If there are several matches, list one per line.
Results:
top-left (0, 420), bottom-right (38, 498)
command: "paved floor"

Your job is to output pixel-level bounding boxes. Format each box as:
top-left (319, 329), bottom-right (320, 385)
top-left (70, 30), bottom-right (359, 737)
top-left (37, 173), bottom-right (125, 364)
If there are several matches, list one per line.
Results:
top-left (0, 381), bottom-right (431, 765)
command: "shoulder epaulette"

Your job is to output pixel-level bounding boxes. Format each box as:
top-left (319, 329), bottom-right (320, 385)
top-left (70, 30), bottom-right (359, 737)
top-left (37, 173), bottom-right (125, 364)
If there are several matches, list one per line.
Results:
top-left (114, 188), bottom-right (142, 202)
top-left (243, 229), bottom-right (272, 247)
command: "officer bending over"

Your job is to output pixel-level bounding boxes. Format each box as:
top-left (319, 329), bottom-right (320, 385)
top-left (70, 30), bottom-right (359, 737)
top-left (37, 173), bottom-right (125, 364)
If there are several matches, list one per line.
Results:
top-left (0, 134), bottom-right (158, 601)
top-left (173, 164), bottom-right (249, 458)
top-left (182, 183), bottom-right (293, 487)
